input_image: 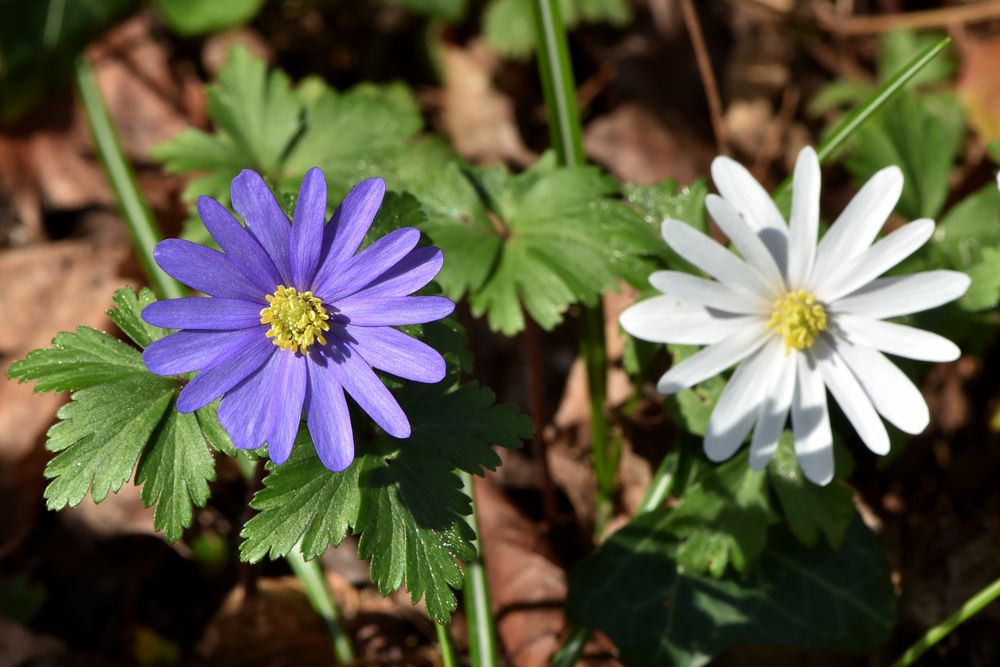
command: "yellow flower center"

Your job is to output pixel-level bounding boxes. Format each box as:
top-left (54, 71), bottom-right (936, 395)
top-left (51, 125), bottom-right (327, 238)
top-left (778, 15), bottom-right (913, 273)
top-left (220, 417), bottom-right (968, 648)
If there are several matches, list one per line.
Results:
top-left (260, 285), bottom-right (331, 355)
top-left (767, 289), bottom-right (827, 353)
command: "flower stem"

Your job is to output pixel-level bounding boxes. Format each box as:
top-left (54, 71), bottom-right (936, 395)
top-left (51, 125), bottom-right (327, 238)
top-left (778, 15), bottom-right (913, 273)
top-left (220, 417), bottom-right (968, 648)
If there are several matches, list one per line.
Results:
top-left (461, 472), bottom-right (500, 667)
top-left (891, 575), bottom-right (1000, 667)
top-left (530, 0), bottom-right (617, 539)
top-left (435, 621), bottom-right (461, 667)
top-left (286, 547), bottom-right (356, 665)
top-left (72, 55), bottom-right (185, 301)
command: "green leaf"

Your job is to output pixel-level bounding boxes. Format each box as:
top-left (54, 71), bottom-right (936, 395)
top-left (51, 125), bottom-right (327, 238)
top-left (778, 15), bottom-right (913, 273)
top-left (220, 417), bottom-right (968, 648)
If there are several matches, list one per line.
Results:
top-left (152, 46), bottom-right (301, 202)
top-left (241, 377), bottom-right (531, 623)
top-left (768, 433), bottom-right (856, 548)
top-left (388, 0), bottom-right (468, 20)
top-left (878, 30), bottom-right (954, 88)
top-left (283, 83), bottom-right (423, 201)
top-left (136, 405), bottom-right (216, 541)
top-left (151, 0), bottom-right (265, 36)
top-left (406, 153), bottom-right (656, 334)
top-left (8, 326), bottom-right (148, 392)
top-left (44, 374), bottom-right (177, 508)
top-left (664, 344), bottom-right (725, 436)
top-left (567, 516), bottom-right (896, 666)
top-left (929, 184), bottom-right (1000, 311)
top-left (484, 0), bottom-right (631, 58)
top-left (665, 453), bottom-right (777, 576)
top-left (11, 287), bottom-right (222, 540)
top-left (961, 249), bottom-right (1000, 312)
top-left (108, 286), bottom-right (164, 348)
top-left (845, 93), bottom-right (962, 219)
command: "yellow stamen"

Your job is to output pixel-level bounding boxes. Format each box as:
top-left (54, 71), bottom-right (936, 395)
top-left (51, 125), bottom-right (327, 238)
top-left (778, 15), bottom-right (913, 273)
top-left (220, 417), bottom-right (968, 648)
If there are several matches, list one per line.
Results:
top-left (260, 285), bottom-right (331, 355)
top-left (767, 289), bottom-right (827, 353)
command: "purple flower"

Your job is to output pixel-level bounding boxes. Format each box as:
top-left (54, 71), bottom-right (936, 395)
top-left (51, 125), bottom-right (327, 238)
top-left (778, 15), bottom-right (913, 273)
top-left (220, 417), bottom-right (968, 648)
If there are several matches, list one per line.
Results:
top-left (141, 168), bottom-right (454, 471)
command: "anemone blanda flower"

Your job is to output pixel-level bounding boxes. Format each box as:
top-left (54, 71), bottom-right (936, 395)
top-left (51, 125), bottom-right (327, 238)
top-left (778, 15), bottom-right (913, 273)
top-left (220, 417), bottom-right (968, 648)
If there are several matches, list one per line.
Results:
top-left (141, 168), bottom-right (454, 471)
top-left (621, 147), bottom-right (970, 485)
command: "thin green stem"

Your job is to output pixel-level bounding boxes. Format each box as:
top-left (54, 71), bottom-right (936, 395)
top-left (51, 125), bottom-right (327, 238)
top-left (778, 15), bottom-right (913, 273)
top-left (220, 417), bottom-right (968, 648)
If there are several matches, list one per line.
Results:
top-left (891, 575), bottom-right (1000, 667)
top-left (461, 471), bottom-right (500, 667)
top-left (550, 625), bottom-right (590, 667)
top-left (435, 621), bottom-right (461, 667)
top-left (774, 35), bottom-right (951, 199)
top-left (73, 56), bottom-right (185, 301)
top-left (530, 0), bottom-right (616, 539)
top-left (286, 547), bottom-right (356, 665)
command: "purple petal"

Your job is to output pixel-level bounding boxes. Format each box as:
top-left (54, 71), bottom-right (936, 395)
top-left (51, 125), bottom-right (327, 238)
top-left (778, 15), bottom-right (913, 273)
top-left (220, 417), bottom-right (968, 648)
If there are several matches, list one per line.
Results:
top-left (348, 246), bottom-right (444, 299)
top-left (198, 195), bottom-right (281, 293)
top-left (218, 350), bottom-right (307, 460)
top-left (310, 343), bottom-right (410, 438)
top-left (230, 170), bottom-right (292, 284)
top-left (335, 296), bottom-right (455, 327)
top-left (314, 178), bottom-right (385, 280)
top-left (313, 227), bottom-right (420, 301)
top-left (143, 329), bottom-right (252, 376)
top-left (291, 168), bottom-right (327, 288)
top-left (305, 357), bottom-right (354, 471)
top-left (142, 298), bottom-right (263, 331)
top-left (153, 239), bottom-right (264, 301)
top-left (266, 352), bottom-right (308, 463)
top-left (345, 325), bottom-right (446, 384)
top-left (176, 328), bottom-right (274, 412)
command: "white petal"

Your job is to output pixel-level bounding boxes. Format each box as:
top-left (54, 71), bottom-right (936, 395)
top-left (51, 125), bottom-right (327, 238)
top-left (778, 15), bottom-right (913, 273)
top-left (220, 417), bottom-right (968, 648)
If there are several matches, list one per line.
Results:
top-left (787, 147), bottom-right (821, 289)
top-left (814, 218), bottom-right (935, 303)
top-left (833, 335), bottom-right (929, 434)
top-left (649, 270), bottom-right (770, 314)
top-left (705, 338), bottom-right (784, 462)
top-left (705, 195), bottom-right (785, 292)
top-left (620, 295), bottom-right (760, 345)
top-left (792, 353), bottom-right (834, 485)
top-left (749, 350), bottom-right (797, 470)
top-left (830, 270), bottom-right (971, 319)
top-left (813, 336), bottom-right (890, 456)
top-left (656, 324), bottom-right (771, 394)
top-left (711, 155), bottom-right (790, 272)
top-left (661, 219), bottom-right (778, 299)
top-left (832, 313), bottom-right (961, 362)
top-left (811, 166), bottom-right (903, 287)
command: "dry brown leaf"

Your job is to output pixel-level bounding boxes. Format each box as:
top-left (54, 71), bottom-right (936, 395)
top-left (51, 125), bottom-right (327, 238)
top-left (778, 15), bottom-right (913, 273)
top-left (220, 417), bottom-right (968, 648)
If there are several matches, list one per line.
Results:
top-left (957, 35), bottom-right (1000, 143)
top-left (439, 40), bottom-right (536, 166)
top-left (584, 104), bottom-right (713, 185)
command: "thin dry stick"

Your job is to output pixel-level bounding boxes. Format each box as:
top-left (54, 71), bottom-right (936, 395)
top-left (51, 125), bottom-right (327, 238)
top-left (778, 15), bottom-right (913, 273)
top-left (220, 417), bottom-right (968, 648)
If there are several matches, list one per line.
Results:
top-left (679, 0), bottom-right (729, 156)
top-left (815, 0), bottom-right (1000, 34)
top-left (752, 87), bottom-right (800, 182)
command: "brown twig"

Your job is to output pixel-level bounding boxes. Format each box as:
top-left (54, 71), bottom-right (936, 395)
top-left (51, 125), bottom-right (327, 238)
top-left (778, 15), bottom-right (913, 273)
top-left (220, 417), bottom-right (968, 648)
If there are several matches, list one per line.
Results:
top-left (679, 0), bottom-right (729, 156)
top-left (814, 0), bottom-right (1000, 34)
top-left (752, 86), bottom-right (800, 182)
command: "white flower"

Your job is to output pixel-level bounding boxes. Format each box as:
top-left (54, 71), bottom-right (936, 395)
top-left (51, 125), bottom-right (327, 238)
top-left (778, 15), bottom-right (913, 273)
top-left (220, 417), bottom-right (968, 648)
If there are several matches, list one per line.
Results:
top-left (621, 146), bottom-right (970, 485)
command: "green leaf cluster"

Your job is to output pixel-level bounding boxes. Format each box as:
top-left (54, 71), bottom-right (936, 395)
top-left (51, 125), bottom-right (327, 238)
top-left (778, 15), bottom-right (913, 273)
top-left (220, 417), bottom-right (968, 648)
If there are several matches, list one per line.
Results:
top-left (240, 376), bottom-right (531, 623)
top-left (152, 46), bottom-right (424, 243)
top-left (399, 152), bottom-right (660, 335)
top-left (567, 515), bottom-right (896, 666)
top-left (7, 288), bottom-right (224, 541)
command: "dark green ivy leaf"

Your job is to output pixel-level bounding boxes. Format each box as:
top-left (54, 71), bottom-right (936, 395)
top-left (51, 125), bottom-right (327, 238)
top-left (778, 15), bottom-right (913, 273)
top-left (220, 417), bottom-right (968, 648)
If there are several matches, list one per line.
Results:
top-left (568, 515), bottom-right (896, 667)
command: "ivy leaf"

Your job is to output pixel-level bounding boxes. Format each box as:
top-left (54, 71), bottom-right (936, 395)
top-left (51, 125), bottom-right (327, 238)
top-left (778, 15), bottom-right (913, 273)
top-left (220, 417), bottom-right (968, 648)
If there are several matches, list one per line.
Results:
top-left (405, 153), bottom-right (657, 334)
top-left (568, 515), bottom-right (896, 666)
top-left (845, 93), bottom-right (962, 220)
top-left (241, 377), bottom-right (531, 623)
top-left (665, 452), bottom-right (777, 576)
top-left (8, 287), bottom-right (218, 541)
top-left (767, 433), bottom-right (856, 548)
